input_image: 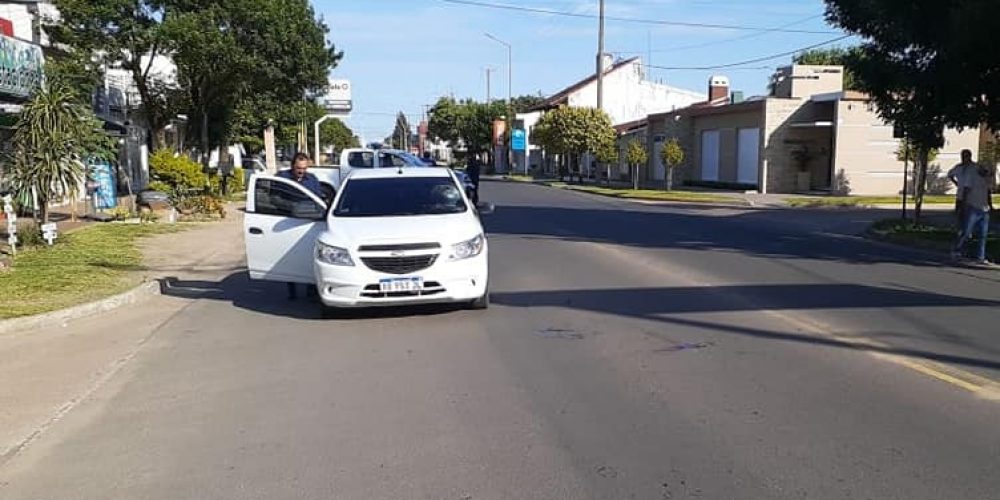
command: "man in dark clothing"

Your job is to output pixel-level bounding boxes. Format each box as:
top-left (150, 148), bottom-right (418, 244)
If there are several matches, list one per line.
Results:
top-left (277, 152), bottom-right (324, 197)
top-left (278, 152), bottom-right (322, 299)
top-left (466, 154), bottom-right (481, 204)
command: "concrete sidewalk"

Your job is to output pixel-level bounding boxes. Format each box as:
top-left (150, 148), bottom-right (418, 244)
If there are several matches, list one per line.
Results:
top-left (0, 209), bottom-right (247, 465)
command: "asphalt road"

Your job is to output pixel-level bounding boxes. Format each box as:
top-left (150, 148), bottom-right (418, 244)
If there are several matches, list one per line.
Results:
top-left (2, 181), bottom-right (999, 499)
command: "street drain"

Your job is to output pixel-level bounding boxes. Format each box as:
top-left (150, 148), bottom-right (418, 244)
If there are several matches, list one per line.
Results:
top-left (535, 327), bottom-right (584, 340)
top-left (655, 341), bottom-right (715, 353)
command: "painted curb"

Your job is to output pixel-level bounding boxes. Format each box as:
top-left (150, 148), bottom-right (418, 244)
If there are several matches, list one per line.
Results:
top-left (0, 280), bottom-right (162, 336)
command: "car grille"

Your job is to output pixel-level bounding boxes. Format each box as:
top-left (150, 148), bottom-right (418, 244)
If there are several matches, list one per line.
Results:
top-left (358, 243), bottom-right (441, 252)
top-left (361, 254), bottom-right (438, 275)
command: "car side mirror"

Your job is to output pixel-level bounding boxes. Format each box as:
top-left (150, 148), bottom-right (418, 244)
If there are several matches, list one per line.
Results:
top-left (476, 202), bottom-right (495, 215)
top-left (290, 200), bottom-right (325, 220)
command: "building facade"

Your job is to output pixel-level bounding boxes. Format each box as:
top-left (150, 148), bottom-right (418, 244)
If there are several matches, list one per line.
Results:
top-left (645, 65), bottom-right (982, 195)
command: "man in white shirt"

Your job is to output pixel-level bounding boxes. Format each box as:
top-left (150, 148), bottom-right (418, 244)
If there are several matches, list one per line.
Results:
top-left (947, 149), bottom-right (977, 234)
top-left (952, 162), bottom-right (995, 265)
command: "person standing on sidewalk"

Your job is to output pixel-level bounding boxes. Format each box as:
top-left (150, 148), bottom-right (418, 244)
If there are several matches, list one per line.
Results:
top-left (466, 153), bottom-right (481, 205)
top-left (952, 162), bottom-right (995, 265)
top-left (948, 149), bottom-right (978, 238)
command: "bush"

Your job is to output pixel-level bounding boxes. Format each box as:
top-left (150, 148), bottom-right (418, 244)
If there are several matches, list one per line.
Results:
top-left (149, 150), bottom-right (207, 192)
top-left (175, 195), bottom-right (226, 218)
top-left (15, 221), bottom-right (45, 247)
top-left (146, 181), bottom-right (174, 196)
top-left (206, 167), bottom-right (246, 197)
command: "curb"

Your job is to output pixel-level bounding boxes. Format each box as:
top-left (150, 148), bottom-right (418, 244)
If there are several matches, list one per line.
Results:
top-left (0, 280), bottom-right (162, 336)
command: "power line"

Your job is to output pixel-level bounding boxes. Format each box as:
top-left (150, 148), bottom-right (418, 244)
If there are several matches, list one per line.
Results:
top-left (651, 14), bottom-right (826, 53)
top-left (645, 35), bottom-right (852, 71)
top-left (440, 0), bottom-right (839, 34)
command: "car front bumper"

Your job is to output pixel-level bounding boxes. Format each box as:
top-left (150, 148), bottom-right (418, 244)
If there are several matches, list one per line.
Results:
top-left (314, 253), bottom-right (488, 308)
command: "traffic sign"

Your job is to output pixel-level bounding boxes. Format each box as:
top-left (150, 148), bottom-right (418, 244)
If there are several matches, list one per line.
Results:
top-left (511, 129), bottom-right (526, 151)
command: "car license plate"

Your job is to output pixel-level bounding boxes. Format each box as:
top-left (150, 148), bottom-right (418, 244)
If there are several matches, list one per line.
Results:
top-left (379, 277), bottom-right (423, 293)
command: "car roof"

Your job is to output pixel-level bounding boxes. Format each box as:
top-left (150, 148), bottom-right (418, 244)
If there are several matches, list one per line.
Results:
top-left (346, 167), bottom-right (452, 179)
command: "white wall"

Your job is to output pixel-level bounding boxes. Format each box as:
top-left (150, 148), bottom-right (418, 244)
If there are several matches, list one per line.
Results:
top-left (0, 1), bottom-right (58, 44)
top-left (567, 59), bottom-right (704, 126)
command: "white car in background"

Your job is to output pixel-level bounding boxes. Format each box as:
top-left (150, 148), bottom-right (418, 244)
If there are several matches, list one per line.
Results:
top-left (244, 167), bottom-right (492, 317)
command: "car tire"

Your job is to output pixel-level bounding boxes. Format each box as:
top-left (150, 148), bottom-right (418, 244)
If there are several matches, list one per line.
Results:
top-left (470, 288), bottom-right (490, 310)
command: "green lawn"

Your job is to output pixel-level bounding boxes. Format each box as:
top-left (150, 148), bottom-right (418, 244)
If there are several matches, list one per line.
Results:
top-left (868, 219), bottom-right (999, 261)
top-left (0, 223), bottom-right (182, 319)
top-left (787, 194), bottom-right (1000, 208)
top-left (553, 183), bottom-right (738, 204)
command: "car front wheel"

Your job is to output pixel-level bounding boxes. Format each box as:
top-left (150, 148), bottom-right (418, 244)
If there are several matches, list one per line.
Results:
top-left (469, 288), bottom-right (490, 310)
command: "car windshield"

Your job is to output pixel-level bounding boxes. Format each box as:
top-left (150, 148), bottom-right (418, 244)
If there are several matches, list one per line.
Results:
top-left (333, 177), bottom-right (468, 217)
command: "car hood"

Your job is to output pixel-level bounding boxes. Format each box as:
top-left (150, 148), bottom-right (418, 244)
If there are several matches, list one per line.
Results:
top-left (319, 213), bottom-right (482, 248)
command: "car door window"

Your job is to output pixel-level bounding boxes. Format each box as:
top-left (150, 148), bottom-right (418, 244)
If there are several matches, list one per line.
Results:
top-left (379, 153), bottom-right (406, 168)
top-left (348, 151), bottom-right (374, 168)
top-left (253, 178), bottom-right (324, 218)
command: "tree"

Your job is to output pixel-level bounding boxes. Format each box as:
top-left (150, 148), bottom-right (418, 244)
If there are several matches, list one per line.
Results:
top-left (48, 0), bottom-right (341, 154)
top-left (825, 0), bottom-right (1000, 221)
top-left (320, 118), bottom-right (360, 154)
top-left (511, 94), bottom-right (546, 113)
top-left (793, 47), bottom-right (863, 90)
top-left (7, 83), bottom-right (104, 223)
top-left (47, 0), bottom-right (176, 148)
top-left (391, 112), bottom-right (411, 150)
top-left (596, 139), bottom-right (619, 185)
top-left (660, 138), bottom-right (685, 191)
top-left (532, 106), bottom-right (615, 182)
top-left (427, 98), bottom-right (507, 157)
top-left (625, 138), bottom-right (648, 190)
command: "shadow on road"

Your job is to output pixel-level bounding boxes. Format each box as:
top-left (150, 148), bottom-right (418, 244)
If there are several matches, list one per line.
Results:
top-left (491, 285), bottom-right (1000, 371)
top-left (157, 272), bottom-right (465, 320)
top-left (484, 203), bottom-right (952, 268)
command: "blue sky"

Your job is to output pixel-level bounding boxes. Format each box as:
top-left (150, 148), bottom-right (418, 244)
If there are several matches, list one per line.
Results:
top-left (320, 0), bottom-right (850, 144)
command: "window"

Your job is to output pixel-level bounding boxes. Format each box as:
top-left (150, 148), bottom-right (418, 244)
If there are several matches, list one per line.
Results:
top-left (253, 179), bottom-right (324, 218)
top-left (334, 177), bottom-right (467, 217)
top-left (348, 151), bottom-right (375, 168)
top-left (379, 152), bottom-right (407, 168)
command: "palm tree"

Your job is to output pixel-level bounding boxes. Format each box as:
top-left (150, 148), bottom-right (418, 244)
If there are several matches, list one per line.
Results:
top-left (8, 82), bottom-right (95, 223)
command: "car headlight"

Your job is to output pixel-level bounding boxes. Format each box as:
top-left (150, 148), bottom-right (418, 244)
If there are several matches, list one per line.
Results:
top-left (316, 242), bottom-right (354, 266)
top-left (450, 234), bottom-right (485, 261)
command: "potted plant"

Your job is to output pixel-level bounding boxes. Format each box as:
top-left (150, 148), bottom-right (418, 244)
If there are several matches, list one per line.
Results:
top-left (791, 146), bottom-right (816, 192)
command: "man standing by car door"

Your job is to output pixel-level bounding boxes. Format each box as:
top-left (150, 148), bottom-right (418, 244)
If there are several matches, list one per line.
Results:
top-left (278, 152), bottom-right (324, 198)
top-left (277, 152), bottom-right (323, 299)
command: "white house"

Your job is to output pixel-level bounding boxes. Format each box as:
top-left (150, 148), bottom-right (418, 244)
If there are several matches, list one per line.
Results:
top-left (516, 56), bottom-right (704, 175)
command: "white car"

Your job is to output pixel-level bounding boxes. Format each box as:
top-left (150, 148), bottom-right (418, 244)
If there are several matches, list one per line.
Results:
top-left (244, 167), bottom-right (491, 317)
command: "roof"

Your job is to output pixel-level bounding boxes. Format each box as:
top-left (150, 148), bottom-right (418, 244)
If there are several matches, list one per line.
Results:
top-left (528, 57), bottom-right (641, 112)
top-left (614, 118), bottom-right (648, 134)
top-left (346, 167), bottom-right (451, 180)
top-left (649, 98), bottom-right (765, 121)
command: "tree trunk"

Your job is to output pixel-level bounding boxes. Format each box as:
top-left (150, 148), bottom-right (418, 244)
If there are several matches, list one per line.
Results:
top-left (201, 110), bottom-right (210, 169)
top-left (666, 167), bottom-right (674, 191)
top-left (914, 148), bottom-right (929, 224)
top-left (633, 164), bottom-right (639, 190)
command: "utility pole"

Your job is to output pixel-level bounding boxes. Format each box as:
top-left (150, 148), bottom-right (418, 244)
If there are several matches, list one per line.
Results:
top-left (596, 0), bottom-right (606, 111)
top-left (486, 33), bottom-right (513, 173)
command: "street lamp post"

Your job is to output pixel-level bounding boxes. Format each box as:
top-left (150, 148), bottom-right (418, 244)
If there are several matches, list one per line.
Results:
top-left (485, 33), bottom-right (513, 173)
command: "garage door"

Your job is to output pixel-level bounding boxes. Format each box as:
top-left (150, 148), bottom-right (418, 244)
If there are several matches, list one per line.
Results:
top-left (737, 128), bottom-right (760, 185)
top-left (701, 130), bottom-right (720, 181)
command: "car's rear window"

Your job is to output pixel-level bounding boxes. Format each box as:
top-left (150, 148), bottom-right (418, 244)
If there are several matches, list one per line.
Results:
top-left (334, 177), bottom-right (467, 217)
